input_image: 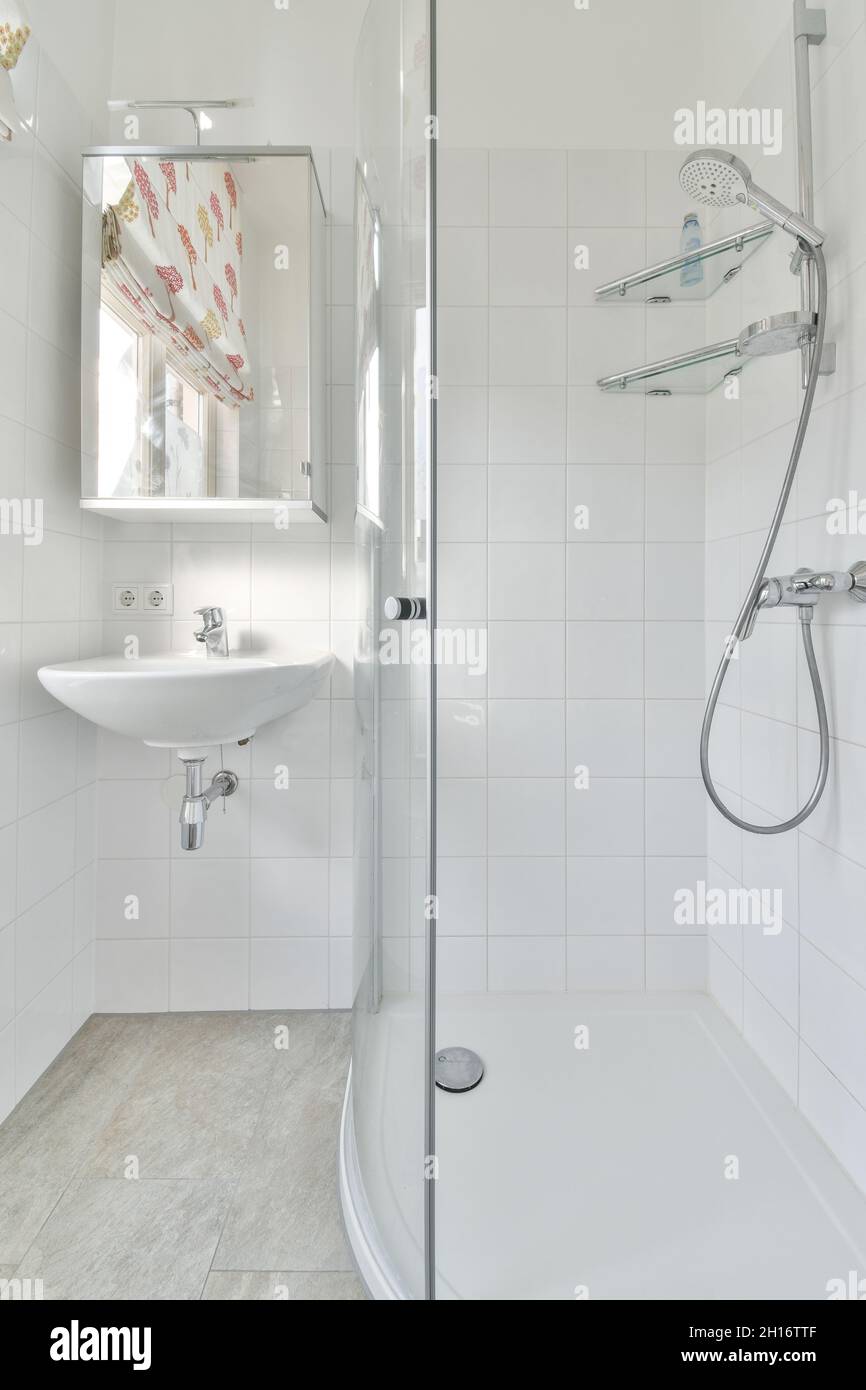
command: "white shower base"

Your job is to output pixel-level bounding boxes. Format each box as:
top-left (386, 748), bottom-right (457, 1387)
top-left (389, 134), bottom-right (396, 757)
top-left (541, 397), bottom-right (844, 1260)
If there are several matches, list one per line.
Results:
top-left (340, 992), bottom-right (866, 1300)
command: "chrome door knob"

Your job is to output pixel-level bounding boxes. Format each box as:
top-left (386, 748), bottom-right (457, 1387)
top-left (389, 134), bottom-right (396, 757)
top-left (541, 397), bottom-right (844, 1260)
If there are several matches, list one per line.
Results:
top-left (383, 596), bottom-right (426, 621)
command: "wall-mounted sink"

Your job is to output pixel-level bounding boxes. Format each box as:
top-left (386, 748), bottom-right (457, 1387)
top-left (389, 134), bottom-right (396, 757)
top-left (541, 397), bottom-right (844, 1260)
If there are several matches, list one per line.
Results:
top-left (38, 650), bottom-right (334, 758)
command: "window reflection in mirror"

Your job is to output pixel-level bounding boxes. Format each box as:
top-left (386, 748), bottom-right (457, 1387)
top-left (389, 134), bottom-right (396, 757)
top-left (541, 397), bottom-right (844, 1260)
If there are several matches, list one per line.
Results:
top-left (84, 151), bottom-right (325, 506)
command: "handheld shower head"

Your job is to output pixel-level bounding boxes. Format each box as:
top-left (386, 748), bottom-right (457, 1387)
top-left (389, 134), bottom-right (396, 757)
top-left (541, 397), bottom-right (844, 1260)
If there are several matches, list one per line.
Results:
top-left (679, 149), bottom-right (752, 208)
top-left (679, 149), bottom-right (825, 248)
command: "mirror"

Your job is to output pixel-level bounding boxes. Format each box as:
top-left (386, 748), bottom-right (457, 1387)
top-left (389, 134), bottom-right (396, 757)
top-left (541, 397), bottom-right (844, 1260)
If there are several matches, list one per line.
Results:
top-left (81, 147), bottom-right (327, 521)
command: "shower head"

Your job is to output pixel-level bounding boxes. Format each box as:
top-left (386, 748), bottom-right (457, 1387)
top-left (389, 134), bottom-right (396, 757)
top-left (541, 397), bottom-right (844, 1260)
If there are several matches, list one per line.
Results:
top-left (737, 311), bottom-right (818, 357)
top-left (680, 149), bottom-right (752, 207)
top-left (679, 149), bottom-right (825, 248)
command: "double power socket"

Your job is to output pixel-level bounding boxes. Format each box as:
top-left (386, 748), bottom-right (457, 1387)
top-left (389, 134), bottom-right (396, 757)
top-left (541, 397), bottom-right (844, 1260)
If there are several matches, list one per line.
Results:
top-left (111, 582), bottom-right (174, 615)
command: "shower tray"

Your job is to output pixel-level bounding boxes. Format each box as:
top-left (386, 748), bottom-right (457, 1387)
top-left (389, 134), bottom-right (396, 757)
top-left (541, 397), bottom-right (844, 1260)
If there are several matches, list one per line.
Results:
top-left (341, 992), bottom-right (866, 1300)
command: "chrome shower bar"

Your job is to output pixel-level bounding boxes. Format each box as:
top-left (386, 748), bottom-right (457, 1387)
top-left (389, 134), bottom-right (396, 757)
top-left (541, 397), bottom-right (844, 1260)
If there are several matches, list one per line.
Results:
top-left (792, 2), bottom-right (833, 383)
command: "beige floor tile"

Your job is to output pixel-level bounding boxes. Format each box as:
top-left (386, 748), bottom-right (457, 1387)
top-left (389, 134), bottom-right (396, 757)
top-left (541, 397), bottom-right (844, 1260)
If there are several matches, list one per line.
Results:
top-left (17, 1178), bottom-right (232, 1300)
top-left (79, 1014), bottom-right (279, 1180)
top-left (202, 1270), bottom-right (366, 1300)
top-left (212, 1013), bottom-right (352, 1272)
top-left (0, 1016), bottom-right (156, 1263)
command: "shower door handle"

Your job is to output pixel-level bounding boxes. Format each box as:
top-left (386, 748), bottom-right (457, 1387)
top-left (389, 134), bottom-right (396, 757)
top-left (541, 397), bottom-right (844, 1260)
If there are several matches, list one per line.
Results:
top-left (383, 596), bottom-right (426, 621)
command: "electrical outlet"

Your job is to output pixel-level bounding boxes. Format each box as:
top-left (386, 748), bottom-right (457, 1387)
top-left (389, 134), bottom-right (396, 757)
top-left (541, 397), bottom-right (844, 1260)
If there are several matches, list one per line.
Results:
top-left (143, 584), bottom-right (173, 614)
top-left (110, 583), bottom-right (173, 615)
top-left (112, 584), bottom-right (140, 612)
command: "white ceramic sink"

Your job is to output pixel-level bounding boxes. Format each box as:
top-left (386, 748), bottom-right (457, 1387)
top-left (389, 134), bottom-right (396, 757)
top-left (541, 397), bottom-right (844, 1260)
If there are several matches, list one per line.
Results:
top-left (38, 651), bottom-right (334, 755)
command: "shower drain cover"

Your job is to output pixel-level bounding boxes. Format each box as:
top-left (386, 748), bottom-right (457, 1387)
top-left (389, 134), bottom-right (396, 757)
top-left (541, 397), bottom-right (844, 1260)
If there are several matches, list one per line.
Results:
top-left (434, 1047), bottom-right (484, 1093)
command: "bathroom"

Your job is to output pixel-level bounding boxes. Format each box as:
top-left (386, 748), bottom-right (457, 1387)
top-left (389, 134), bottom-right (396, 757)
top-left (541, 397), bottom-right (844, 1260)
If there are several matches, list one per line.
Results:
top-left (1, 0), bottom-right (866, 1316)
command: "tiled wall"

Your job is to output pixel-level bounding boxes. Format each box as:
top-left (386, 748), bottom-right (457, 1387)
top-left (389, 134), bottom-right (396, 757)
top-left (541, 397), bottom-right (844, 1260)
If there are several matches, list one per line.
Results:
top-left (0, 42), bottom-right (104, 1122)
top-left (92, 149), bottom-right (358, 1015)
top-left (703, 0), bottom-right (866, 1195)
top-left (429, 146), bottom-right (709, 994)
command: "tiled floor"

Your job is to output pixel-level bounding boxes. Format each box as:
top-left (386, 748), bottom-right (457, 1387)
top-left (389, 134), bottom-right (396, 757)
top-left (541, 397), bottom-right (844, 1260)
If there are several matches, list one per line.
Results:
top-left (0, 1011), bottom-right (365, 1300)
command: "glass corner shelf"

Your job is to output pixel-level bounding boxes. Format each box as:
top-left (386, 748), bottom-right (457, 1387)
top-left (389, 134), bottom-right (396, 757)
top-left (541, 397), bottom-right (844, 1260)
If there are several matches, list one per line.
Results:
top-left (597, 338), bottom-right (749, 395)
top-left (595, 222), bottom-right (773, 303)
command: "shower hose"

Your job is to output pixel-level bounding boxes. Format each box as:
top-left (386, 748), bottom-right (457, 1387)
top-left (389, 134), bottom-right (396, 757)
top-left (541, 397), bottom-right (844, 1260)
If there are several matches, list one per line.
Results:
top-left (700, 243), bottom-right (830, 835)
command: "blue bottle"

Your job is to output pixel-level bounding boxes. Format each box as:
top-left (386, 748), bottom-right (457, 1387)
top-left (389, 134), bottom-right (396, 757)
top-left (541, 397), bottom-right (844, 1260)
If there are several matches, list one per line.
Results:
top-left (680, 212), bottom-right (703, 288)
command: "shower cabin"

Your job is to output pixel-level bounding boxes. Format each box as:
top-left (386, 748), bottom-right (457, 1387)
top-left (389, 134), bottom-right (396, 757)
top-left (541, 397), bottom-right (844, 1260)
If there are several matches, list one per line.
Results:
top-left (343, 0), bottom-right (866, 1299)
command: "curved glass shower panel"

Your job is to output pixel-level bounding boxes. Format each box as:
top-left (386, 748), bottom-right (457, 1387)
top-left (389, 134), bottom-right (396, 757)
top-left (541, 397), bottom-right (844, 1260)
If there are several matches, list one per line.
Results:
top-left (345, 0), bottom-right (432, 1300)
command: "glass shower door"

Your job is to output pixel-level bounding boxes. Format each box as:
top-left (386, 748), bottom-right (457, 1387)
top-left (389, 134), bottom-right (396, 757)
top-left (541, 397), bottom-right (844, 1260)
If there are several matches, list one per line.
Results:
top-left (347, 0), bottom-right (435, 1300)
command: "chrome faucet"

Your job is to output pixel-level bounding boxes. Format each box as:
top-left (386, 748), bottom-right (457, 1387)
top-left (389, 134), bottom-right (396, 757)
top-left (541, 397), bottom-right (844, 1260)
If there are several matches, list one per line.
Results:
top-left (194, 606), bottom-right (229, 659)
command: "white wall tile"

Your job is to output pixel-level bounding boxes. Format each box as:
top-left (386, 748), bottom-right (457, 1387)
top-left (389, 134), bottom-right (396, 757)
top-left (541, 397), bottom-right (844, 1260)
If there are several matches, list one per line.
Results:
top-left (490, 229), bottom-right (567, 306)
top-left (439, 386), bottom-right (489, 464)
top-left (646, 779), bottom-right (706, 856)
top-left (15, 880), bottom-right (75, 1011)
top-left (646, 936), bottom-right (706, 990)
top-left (567, 465), bottom-right (644, 543)
top-left (489, 386), bottom-right (566, 465)
top-left (489, 936), bottom-right (565, 992)
top-left (250, 938), bottom-right (329, 1009)
top-left (96, 859), bottom-right (169, 940)
top-left (645, 857), bottom-right (706, 935)
top-left (438, 858), bottom-right (487, 936)
top-left (488, 700), bottom-right (564, 777)
top-left (708, 941), bottom-right (743, 1028)
top-left (798, 1043), bottom-right (866, 1195)
top-left (15, 964), bottom-right (73, 1099)
top-left (568, 151), bottom-right (645, 227)
top-left (567, 857), bottom-right (644, 934)
top-left (17, 793), bottom-right (75, 912)
top-left (438, 699), bottom-right (487, 779)
top-left (567, 621), bottom-right (644, 699)
top-left (798, 835), bottom-right (866, 991)
top-left (567, 544), bottom-right (644, 620)
top-left (439, 308), bottom-right (489, 385)
top-left (567, 779), bottom-right (644, 856)
top-left (95, 940), bottom-right (169, 1013)
top-left (250, 779), bottom-right (330, 859)
top-left (800, 939), bottom-right (866, 1111)
top-left (169, 939), bottom-right (249, 1011)
top-left (435, 937), bottom-right (487, 994)
top-left (567, 936), bottom-right (644, 990)
top-left (489, 621), bottom-right (565, 699)
top-left (490, 308), bottom-right (567, 386)
top-left (743, 981), bottom-right (798, 1100)
top-left (567, 700), bottom-right (643, 777)
top-left (489, 542), bottom-right (565, 619)
top-left (488, 466), bottom-right (564, 542)
top-left (645, 700), bottom-right (703, 778)
top-left (439, 149), bottom-right (489, 226)
top-left (491, 150), bottom-right (566, 227)
top-left (488, 857), bottom-right (565, 935)
top-left (171, 859), bottom-right (250, 939)
top-left (488, 778), bottom-right (565, 857)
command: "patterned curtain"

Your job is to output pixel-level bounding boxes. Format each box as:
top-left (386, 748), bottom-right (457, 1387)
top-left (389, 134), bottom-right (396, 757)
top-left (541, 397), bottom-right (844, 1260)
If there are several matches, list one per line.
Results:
top-left (0, 4), bottom-right (31, 72)
top-left (102, 156), bottom-right (253, 407)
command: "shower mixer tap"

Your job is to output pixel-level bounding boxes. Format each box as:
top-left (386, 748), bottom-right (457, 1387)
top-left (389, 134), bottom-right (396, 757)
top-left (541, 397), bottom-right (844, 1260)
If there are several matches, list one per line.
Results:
top-left (742, 562), bottom-right (866, 638)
